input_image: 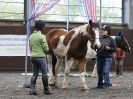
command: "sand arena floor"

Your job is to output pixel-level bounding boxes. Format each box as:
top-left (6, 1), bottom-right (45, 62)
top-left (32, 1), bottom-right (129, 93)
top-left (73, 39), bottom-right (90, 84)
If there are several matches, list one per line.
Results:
top-left (0, 72), bottom-right (133, 99)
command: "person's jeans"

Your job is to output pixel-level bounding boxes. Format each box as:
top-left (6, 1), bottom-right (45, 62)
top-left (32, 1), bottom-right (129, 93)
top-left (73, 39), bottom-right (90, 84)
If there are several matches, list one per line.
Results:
top-left (97, 57), bottom-right (112, 87)
top-left (114, 58), bottom-right (124, 76)
top-left (103, 58), bottom-right (112, 87)
top-left (97, 58), bottom-right (105, 87)
top-left (31, 57), bottom-right (48, 76)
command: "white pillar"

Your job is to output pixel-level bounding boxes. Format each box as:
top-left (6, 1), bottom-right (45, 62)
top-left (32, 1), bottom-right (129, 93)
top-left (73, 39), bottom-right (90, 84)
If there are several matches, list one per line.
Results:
top-left (99, 0), bottom-right (102, 29)
top-left (67, 0), bottom-right (69, 30)
top-left (24, 0), bottom-right (32, 84)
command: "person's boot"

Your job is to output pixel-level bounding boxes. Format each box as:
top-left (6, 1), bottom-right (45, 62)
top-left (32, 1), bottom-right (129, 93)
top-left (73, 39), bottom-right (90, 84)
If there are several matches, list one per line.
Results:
top-left (42, 75), bottom-right (53, 95)
top-left (29, 75), bottom-right (38, 95)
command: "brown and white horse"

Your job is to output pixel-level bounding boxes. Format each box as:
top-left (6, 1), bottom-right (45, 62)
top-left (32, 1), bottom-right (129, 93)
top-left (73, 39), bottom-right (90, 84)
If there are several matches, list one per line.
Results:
top-left (46, 20), bottom-right (100, 91)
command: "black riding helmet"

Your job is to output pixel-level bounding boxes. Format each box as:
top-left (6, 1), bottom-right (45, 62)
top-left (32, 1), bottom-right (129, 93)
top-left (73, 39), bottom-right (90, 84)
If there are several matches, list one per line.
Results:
top-left (35, 20), bottom-right (45, 30)
top-left (101, 25), bottom-right (111, 35)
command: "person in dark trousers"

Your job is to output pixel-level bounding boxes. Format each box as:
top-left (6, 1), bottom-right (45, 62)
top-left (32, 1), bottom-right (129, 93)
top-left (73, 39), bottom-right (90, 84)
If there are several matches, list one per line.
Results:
top-left (96, 25), bottom-right (117, 88)
top-left (113, 32), bottom-right (126, 77)
top-left (29, 20), bottom-right (52, 95)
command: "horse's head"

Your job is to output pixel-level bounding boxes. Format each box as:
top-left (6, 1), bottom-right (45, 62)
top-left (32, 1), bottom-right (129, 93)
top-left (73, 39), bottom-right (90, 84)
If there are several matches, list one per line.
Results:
top-left (86, 20), bottom-right (100, 49)
top-left (115, 36), bottom-right (131, 53)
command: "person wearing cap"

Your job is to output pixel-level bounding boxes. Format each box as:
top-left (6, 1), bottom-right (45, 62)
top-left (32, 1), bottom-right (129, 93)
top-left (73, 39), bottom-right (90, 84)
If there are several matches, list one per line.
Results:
top-left (113, 32), bottom-right (126, 77)
top-left (96, 25), bottom-right (117, 88)
top-left (29, 20), bottom-right (52, 95)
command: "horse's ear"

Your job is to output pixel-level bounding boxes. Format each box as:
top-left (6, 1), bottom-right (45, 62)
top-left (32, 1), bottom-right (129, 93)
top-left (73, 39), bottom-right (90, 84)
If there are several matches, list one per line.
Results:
top-left (89, 20), bottom-right (93, 27)
top-left (117, 31), bottom-right (124, 39)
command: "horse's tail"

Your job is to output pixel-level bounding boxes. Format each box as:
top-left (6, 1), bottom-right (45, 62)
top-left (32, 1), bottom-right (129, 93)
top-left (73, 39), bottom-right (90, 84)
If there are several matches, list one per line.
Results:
top-left (52, 54), bottom-right (57, 75)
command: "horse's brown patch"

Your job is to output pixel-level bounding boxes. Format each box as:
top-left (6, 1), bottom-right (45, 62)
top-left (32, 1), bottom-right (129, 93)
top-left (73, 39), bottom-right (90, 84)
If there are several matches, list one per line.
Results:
top-left (46, 29), bottom-right (68, 50)
top-left (63, 30), bottom-right (75, 46)
top-left (67, 33), bottom-right (89, 60)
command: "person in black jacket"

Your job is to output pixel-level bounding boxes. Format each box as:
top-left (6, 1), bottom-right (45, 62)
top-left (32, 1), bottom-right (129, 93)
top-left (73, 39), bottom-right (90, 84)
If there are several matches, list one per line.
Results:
top-left (96, 25), bottom-right (116, 88)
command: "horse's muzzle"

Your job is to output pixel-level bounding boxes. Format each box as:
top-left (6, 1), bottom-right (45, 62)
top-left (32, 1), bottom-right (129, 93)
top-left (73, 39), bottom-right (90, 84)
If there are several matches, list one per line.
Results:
top-left (91, 58), bottom-right (96, 61)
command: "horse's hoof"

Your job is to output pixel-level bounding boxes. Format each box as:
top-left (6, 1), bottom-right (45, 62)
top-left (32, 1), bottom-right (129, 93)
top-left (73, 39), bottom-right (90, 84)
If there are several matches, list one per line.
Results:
top-left (91, 74), bottom-right (97, 78)
top-left (81, 86), bottom-right (89, 91)
top-left (62, 85), bottom-right (69, 90)
top-left (81, 88), bottom-right (88, 91)
top-left (49, 84), bottom-right (57, 88)
top-left (62, 87), bottom-right (69, 90)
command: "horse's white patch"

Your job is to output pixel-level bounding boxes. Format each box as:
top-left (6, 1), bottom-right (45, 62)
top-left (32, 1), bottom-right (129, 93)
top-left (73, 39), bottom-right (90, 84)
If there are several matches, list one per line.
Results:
top-left (73, 24), bottom-right (89, 36)
top-left (111, 36), bottom-right (115, 40)
top-left (62, 74), bottom-right (69, 89)
top-left (54, 35), bottom-right (58, 38)
top-left (60, 29), bottom-right (68, 31)
top-left (62, 59), bottom-right (72, 89)
top-left (85, 41), bottom-right (96, 59)
top-left (80, 72), bottom-right (88, 90)
top-left (64, 59), bottom-right (72, 74)
top-left (69, 60), bottom-right (78, 69)
top-left (94, 28), bottom-right (101, 46)
top-left (53, 35), bottom-right (66, 56)
top-left (80, 72), bottom-right (86, 83)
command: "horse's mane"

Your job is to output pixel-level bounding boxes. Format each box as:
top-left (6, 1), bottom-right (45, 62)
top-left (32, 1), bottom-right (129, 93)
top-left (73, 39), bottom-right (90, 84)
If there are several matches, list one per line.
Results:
top-left (72, 24), bottom-right (88, 31)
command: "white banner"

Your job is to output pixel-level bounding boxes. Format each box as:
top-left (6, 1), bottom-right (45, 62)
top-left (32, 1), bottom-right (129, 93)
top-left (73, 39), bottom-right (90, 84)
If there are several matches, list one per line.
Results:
top-left (0, 35), bottom-right (30, 56)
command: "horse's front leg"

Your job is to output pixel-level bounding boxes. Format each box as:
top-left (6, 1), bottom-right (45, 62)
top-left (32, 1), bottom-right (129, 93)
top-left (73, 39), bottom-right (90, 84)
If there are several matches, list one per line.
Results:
top-left (78, 58), bottom-right (89, 91)
top-left (53, 56), bottom-right (63, 87)
top-left (91, 63), bottom-right (97, 77)
top-left (62, 59), bottom-right (71, 90)
top-left (84, 61), bottom-right (89, 77)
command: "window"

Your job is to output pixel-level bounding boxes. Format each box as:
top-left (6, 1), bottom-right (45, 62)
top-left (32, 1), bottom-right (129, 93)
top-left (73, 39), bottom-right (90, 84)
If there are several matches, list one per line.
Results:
top-left (97, 0), bottom-right (122, 23)
top-left (0, 0), bottom-right (122, 23)
top-left (38, 0), bottom-right (122, 23)
top-left (0, 0), bottom-right (24, 19)
top-left (38, 0), bottom-right (86, 22)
